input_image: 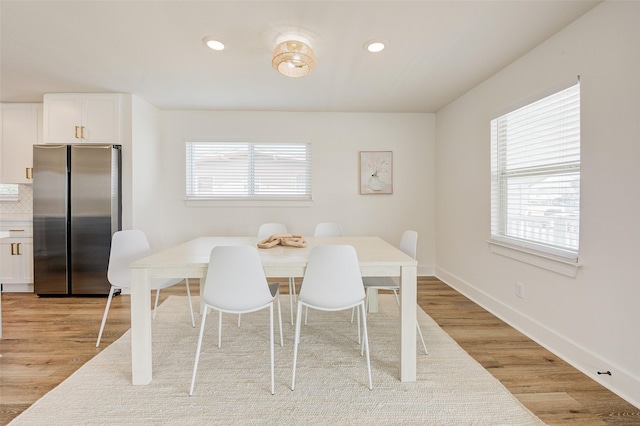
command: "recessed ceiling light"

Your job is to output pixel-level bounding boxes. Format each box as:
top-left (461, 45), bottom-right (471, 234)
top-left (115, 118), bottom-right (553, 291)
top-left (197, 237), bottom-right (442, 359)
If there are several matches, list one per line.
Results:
top-left (364, 40), bottom-right (386, 53)
top-left (203, 36), bottom-right (225, 51)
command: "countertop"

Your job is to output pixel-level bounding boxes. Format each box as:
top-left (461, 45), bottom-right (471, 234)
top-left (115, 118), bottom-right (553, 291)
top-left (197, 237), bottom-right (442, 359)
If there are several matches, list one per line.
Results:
top-left (0, 214), bottom-right (32, 221)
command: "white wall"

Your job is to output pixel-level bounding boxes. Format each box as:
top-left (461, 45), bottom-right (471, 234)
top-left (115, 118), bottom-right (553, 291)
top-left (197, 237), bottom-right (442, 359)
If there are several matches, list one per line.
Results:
top-left (152, 111), bottom-right (436, 275)
top-left (435, 1), bottom-right (640, 406)
top-left (129, 96), bottom-right (165, 250)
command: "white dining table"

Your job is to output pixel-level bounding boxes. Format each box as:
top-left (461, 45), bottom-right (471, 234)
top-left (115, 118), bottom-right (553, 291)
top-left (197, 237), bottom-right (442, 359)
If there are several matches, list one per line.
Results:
top-left (129, 236), bottom-right (418, 385)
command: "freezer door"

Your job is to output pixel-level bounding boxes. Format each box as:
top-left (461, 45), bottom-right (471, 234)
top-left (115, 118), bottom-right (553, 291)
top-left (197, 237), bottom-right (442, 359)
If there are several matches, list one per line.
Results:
top-left (70, 145), bottom-right (121, 295)
top-left (33, 145), bottom-right (69, 295)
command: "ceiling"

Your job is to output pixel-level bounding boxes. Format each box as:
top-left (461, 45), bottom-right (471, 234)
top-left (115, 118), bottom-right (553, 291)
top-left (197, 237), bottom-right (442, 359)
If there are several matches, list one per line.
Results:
top-left (0, 1), bottom-right (601, 113)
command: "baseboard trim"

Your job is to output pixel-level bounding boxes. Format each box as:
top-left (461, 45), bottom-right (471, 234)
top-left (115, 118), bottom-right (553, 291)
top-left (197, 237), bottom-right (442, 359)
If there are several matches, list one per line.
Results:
top-left (1, 283), bottom-right (34, 293)
top-left (434, 266), bottom-right (640, 409)
top-left (418, 264), bottom-right (434, 277)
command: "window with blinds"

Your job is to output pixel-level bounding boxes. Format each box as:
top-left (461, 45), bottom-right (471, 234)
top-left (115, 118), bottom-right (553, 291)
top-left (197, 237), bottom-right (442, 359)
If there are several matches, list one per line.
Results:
top-left (186, 142), bottom-right (312, 200)
top-left (490, 81), bottom-right (580, 260)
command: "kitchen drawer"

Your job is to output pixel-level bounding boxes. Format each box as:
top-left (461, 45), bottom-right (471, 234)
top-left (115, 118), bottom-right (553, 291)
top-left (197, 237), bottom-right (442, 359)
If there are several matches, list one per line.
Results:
top-left (0, 220), bottom-right (33, 237)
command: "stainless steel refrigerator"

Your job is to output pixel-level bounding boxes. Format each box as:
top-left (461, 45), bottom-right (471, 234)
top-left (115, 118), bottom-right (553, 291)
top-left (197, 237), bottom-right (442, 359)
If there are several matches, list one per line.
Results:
top-left (33, 144), bottom-right (122, 295)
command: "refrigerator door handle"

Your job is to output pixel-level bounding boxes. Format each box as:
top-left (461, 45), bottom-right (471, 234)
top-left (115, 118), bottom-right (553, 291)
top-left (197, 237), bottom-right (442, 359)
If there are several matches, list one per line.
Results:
top-left (71, 144), bottom-right (111, 150)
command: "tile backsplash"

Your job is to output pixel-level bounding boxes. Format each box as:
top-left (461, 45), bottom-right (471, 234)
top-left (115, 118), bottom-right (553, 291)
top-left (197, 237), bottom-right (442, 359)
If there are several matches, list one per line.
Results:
top-left (0, 184), bottom-right (33, 216)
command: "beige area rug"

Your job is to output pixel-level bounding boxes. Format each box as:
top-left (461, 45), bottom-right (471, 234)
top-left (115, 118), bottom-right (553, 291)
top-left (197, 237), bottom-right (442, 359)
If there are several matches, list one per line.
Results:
top-left (10, 295), bottom-right (544, 425)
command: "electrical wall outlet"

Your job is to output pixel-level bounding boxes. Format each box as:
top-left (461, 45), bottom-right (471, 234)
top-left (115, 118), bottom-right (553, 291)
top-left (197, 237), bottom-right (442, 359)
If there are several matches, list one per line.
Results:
top-left (516, 282), bottom-right (525, 298)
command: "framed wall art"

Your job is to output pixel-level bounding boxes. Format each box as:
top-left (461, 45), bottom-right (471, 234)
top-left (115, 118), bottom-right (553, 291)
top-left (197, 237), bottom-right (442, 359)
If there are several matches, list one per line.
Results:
top-left (359, 151), bottom-right (393, 194)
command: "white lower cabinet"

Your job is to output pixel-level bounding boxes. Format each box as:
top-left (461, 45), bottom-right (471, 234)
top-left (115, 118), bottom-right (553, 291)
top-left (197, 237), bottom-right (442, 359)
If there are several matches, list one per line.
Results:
top-left (1, 238), bottom-right (33, 283)
top-left (0, 221), bottom-right (33, 292)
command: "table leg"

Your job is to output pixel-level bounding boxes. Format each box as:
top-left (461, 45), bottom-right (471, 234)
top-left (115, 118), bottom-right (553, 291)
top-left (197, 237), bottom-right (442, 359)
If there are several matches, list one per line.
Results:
top-left (199, 270), bottom-right (207, 314)
top-left (131, 268), bottom-right (153, 385)
top-left (367, 288), bottom-right (379, 313)
top-left (399, 265), bottom-right (417, 382)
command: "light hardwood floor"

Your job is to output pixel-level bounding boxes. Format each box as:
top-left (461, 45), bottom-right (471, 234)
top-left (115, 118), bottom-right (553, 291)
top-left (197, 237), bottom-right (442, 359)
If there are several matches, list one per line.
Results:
top-left (0, 277), bottom-right (638, 425)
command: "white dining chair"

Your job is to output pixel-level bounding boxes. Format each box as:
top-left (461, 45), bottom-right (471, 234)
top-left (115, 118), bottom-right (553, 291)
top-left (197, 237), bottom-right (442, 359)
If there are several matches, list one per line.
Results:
top-left (190, 245), bottom-right (282, 396)
top-left (304, 222), bottom-right (345, 324)
top-left (291, 245), bottom-right (372, 391)
top-left (96, 229), bottom-right (195, 347)
top-left (258, 222), bottom-right (287, 238)
top-left (361, 230), bottom-right (428, 354)
top-left (257, 222), bottom-right (297, 326)
top-left (313, 222), bottom-right (344, 237)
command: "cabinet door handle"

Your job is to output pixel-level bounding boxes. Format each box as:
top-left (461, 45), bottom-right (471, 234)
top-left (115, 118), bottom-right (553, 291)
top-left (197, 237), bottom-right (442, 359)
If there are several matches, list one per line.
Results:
top-left (80, 126), bottom-right (86, 139)
top-left (26, 167), bottom-right (33, 179)
top-left (17, 242), bottom-right (22, 256)
top-left (75, 125), bottom-right (80, 138)
top-left (11, 243), bottom-right (16, 255)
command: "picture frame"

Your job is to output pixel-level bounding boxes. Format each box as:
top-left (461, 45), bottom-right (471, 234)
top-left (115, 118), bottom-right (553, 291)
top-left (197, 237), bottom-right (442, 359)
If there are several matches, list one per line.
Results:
top-left (359, 151), bottom-right (393, 194)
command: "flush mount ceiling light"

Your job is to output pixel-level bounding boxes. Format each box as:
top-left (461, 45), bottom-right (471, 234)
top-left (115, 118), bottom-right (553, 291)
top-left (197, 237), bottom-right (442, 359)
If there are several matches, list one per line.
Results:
top-left (272, 40), bottom-right (316, 78)
top-left (202, 36), bottom-right (225, 51)
top-left (364, 40), bottom-right (386, 53)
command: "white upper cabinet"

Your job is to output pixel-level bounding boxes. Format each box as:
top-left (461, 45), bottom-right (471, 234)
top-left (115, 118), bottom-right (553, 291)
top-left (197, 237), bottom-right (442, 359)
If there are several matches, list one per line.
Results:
top-left (0, 103), bottom-right (42, 184)
top-left (43, 93), bottom-right (122, 144)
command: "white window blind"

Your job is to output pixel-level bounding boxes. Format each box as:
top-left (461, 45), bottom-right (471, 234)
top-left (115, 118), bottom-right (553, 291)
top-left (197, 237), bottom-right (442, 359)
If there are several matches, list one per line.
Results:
top-left (186, 142), bottom-right (312, 200)
top-left (491, 82), bottom-right (580, 259)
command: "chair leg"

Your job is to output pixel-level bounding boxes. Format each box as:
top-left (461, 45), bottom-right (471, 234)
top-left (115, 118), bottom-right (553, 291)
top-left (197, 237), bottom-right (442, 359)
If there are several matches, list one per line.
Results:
top-left (218, 310), bottom-right (223, 349)
top-left (417, 322), bottom-right (428, 355)
top-left (276, 290), bottom-right (283, 347)
top-left (288, 277), bottom-right (296, 326)
top-left (392, 291), bottom-right (428, 355)
top-left (185, 278), bottom-right (195, 327)
top-left (189, 309), bottom-right (209, 396)
top-left (352, 287), bottom-right (366, 325)
top-left (270, 304), bottom-right (275, 395)
top-left (292, 302), bottom-right (371, 391)
top-left (215, 311), bottom-right (239, 344)
top-left (268, 283), bottom-right (284, 346)
top-left (153, 289), bottom-right (161, 319)
top-left (360, 305), bottom-right (365, 356)
top-left (291, 301), bottom-right (304, 391)
top-left (357, 304), bottom-right (361, 345)
top-left (359, 302), bottom-right (373, 390)
top-left (96, 286), bottom-right (117, 347)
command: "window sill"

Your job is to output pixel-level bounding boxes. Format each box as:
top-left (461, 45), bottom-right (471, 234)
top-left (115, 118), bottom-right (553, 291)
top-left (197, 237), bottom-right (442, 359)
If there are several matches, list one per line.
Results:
top-left (487, 240), bottom-right (582, 277)
top-left (185, 199), bottom-right (313, 208)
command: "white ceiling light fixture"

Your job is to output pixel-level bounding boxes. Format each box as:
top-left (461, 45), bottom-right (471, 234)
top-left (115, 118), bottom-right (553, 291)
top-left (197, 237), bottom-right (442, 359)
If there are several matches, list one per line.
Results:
top-left (272, 39), bottom-right (316, 78)
top-left (202, 36), bottom-right (225, 51)
top-left (364, 40), bottom-right (386, 53)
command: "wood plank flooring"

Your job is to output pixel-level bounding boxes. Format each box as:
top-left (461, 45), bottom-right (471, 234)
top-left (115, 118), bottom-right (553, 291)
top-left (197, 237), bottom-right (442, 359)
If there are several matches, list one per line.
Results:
top-left (1, 277), bottom-right (638, 425)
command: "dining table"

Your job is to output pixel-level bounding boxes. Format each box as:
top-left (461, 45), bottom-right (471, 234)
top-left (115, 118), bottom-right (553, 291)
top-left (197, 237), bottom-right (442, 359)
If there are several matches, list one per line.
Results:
top-left (129, 235), bottom-right (418, 385)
